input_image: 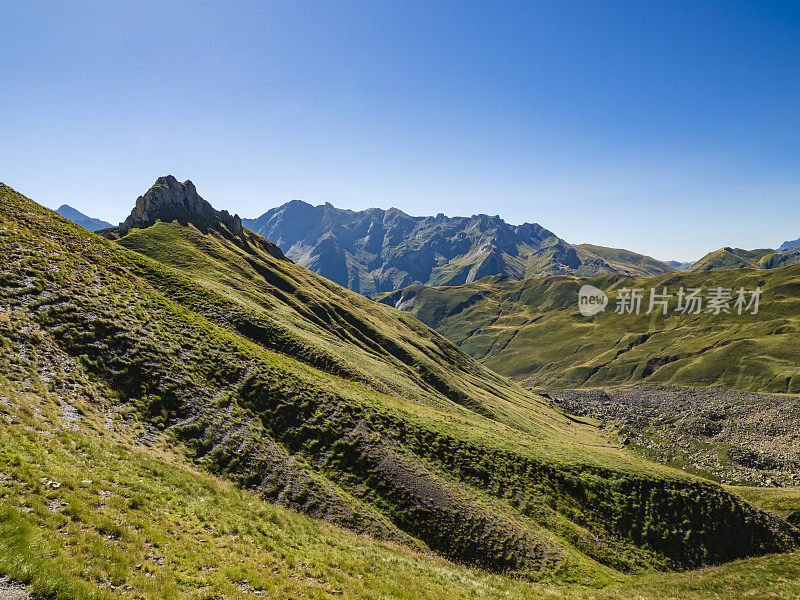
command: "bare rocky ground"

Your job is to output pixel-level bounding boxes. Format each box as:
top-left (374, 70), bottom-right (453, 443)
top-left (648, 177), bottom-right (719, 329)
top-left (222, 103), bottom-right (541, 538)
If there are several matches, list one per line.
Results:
top-left (0, 578), bottom-right (30, 600)
top-left (547, 385), bottom-right (800, 487)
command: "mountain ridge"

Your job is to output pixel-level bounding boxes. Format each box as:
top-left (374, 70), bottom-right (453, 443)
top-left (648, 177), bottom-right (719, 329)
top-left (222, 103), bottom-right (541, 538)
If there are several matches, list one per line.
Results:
top-left (243, 199), bottom-right (675, 295)
top-left (779, 237), bottom-right (800, 252)
top-left (689, 247), bottom-right (800, 272)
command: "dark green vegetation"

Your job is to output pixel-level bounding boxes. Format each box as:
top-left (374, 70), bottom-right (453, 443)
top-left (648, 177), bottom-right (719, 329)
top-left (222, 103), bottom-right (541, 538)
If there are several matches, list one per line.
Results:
top-left (689, 246), bottom-right (800, 271)
top-left (2, 179), bottom-right (800, 597)
top-left (380, 266), bottom-right (800, 391)
top-left (242, 200), bottom-right (675, 295)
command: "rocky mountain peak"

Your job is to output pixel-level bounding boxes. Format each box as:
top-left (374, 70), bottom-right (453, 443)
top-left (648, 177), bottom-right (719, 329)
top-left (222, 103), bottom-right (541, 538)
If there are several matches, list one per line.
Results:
top-left (779, 237), bottom-right (800, 252)
top-left (118, 175), bottom-right (243, 237)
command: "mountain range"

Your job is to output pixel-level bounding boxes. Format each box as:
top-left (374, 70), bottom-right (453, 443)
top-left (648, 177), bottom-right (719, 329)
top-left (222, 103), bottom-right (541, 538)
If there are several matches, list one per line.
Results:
top-left (242, 201), bottom-right (676, 295)
top-left (61, 198), bottom-right (800, 294)
top-left (779, 237), bottom-right (800, 251)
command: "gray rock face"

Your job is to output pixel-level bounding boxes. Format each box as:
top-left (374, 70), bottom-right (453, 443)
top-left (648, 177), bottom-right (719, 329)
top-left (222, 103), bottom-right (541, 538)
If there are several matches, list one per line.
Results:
top-left (118, 175), bottom-right (243, 237)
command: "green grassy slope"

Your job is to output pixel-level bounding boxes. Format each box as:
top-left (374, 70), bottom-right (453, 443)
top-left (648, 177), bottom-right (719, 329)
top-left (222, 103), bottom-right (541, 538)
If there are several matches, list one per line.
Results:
top-left (113, 220), bottom-right (553, 428)
top-left (727, 487), bottom-right (800, 525)
top-left (689, 247), bottom-right (800, 272)
top-left (1, 363), bottom-right (799, 600)
top-left (689, 247), bottom-right (773, 271)
top-left (2, 181), bottom-right (798, 586)
top-left (575, 245), bottom-right (675, 277)
top-left (377, 267), bottom-right (800, 392)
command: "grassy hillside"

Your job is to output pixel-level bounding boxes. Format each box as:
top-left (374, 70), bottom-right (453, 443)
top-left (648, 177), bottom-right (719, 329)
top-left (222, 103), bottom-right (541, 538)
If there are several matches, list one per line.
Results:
top-left (689, 247), bottom-right (800, 272)
top-left (2, 180), bottom-right (799, 590)
top-left (377, 267), bottom-right (800, 392)
top-left (727, 487), bottom-right (800, 525)
top-left (1, 365), bottom-right (800, 600)
top-left (575, 245), bottom-right (675, 277)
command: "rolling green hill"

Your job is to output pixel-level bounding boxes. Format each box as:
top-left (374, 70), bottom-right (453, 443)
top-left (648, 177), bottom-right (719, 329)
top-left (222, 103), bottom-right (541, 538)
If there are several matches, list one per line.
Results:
top-left (2, 178), bottom-right (799, 597)
top-left (575, 245), bottom-right (676, 277)
top-left (689, 247), bottom-right (800, 272)
top-left (378, 267), bottom-right (800, 392)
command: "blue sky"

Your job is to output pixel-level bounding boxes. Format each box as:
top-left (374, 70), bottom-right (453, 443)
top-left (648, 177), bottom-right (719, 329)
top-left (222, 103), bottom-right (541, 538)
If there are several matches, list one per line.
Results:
top-left (2, 1), bottom-right (800, 260)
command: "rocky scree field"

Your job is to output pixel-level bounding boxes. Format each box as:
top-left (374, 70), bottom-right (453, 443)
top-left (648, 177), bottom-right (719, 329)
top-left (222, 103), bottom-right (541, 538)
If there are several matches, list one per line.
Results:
top-left (549, 386), bottom-right (800, 488)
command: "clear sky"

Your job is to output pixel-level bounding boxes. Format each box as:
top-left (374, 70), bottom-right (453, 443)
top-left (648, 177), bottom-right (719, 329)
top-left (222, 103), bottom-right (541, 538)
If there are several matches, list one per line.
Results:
top-left (2, 1), bottom-right (800, 261)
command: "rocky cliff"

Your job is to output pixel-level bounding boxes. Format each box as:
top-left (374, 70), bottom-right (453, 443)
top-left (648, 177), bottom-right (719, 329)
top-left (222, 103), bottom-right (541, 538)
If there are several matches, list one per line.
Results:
top-left (117, 175), bottom-right (244, 237)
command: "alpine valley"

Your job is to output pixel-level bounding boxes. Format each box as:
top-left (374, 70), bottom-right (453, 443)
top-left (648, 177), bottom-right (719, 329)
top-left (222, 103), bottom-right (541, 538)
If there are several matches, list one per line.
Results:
top-left (1, 177), bottom-right (799, 600)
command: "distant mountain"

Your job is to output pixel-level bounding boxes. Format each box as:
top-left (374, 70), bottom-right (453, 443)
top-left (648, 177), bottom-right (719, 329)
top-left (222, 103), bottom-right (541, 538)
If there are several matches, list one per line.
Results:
top-left (56, 204), bottom-right (113, 231)
top-left (243, 201), bottom-right (675, 295)
top-left (780, 237), bottom-right (800, 252)
top-left (665, 260), bottom-right (696, 271)
top-left (689, 247), bottom-right (800, 272)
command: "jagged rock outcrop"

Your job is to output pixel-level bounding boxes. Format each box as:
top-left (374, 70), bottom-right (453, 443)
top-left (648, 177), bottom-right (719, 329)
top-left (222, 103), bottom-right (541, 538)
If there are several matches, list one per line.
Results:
top-left (117, 175), bottom-right (244, 237)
